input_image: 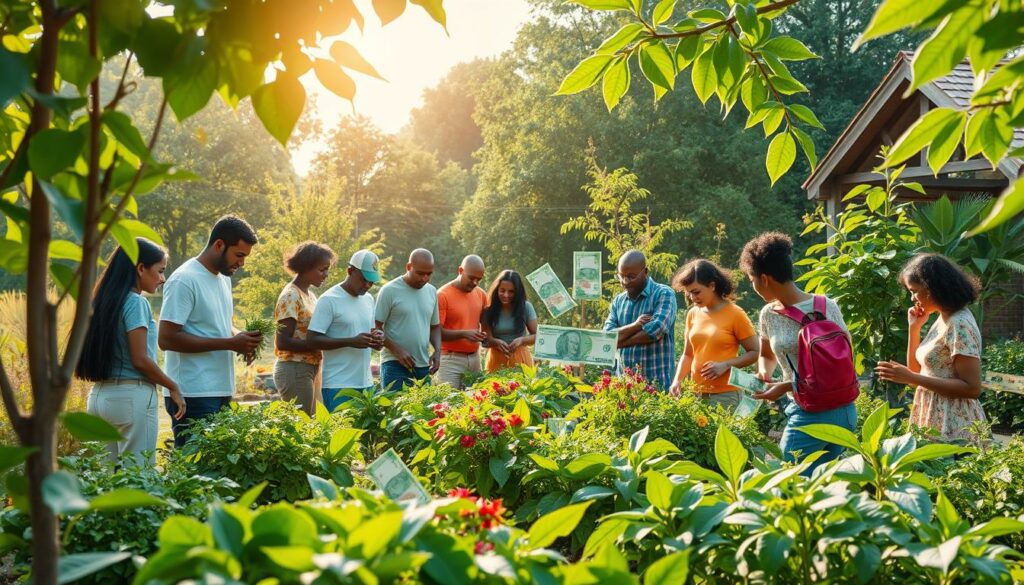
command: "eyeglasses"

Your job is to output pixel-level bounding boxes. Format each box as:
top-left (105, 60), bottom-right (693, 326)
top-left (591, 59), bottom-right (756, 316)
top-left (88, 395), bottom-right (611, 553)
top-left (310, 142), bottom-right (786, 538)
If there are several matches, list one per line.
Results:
top-left (617, 272), bottom-right (645, 283)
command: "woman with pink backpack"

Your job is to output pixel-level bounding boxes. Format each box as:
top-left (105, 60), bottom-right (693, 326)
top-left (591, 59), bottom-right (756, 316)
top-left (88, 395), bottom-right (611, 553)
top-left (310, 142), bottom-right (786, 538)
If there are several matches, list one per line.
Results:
top-left (740, 232), bottom-right (860, 473)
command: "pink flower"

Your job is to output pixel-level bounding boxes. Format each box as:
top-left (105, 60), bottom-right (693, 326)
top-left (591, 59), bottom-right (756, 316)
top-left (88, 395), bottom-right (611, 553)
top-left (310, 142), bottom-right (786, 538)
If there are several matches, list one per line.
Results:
top-left (435, 428), bottom-right (445, 440)
top-left (617, 401), bottom-right (626, 410)
top-left (509, 381), bottom-right (520, 391)
top-left (508, 414), bottom-right (524, 427)
top-left (602, 369), bottom-right (611, 376)
top-left (460, 435), bottom-right (476, 448)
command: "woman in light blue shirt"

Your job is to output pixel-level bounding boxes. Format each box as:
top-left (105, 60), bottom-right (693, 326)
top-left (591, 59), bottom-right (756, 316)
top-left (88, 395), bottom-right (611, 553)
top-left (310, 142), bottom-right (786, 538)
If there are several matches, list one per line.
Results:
top-left (76, 238), bottom-right (185, 465)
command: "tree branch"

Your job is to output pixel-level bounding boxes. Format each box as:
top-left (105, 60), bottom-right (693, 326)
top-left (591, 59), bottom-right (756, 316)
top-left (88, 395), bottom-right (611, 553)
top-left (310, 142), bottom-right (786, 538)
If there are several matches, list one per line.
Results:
top-left (103, 52), bottom-right (136, 112)
top-left (651, 0), bottom-right (802, 40)
top-left (0, 354), bottom-right (27, 441)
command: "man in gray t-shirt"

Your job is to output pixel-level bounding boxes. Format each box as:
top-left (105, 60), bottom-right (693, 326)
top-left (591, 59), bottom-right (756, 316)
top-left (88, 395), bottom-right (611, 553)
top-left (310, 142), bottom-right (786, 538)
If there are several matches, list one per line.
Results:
top-left (159, 215), bottom-right (264, 447)
top-left (374, 249), bottom-right (441, 391)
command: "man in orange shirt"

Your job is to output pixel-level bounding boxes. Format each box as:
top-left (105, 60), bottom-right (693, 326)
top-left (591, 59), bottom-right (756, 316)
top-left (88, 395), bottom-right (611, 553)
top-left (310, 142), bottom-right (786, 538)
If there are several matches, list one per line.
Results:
top-left (437, 255), bottom-right (488, 389)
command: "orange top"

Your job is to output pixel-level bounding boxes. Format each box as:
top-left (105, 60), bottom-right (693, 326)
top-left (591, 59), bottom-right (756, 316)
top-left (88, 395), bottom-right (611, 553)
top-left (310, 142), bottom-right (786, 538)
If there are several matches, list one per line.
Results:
top-left (686, 302), bottom-right (756, 393)
top-left (438, 283), bottom-right (489, 353)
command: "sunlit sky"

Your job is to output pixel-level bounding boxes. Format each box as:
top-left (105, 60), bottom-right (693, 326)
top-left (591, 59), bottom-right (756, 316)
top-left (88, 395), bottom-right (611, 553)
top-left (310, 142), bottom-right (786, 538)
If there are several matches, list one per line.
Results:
top-left (292, 0), bottom-right (534, 176)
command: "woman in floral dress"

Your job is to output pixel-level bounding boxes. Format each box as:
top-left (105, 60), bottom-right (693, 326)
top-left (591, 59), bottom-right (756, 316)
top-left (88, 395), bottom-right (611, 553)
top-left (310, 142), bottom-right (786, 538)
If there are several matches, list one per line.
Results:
top-left (876, 254), bottom-right (985, 442)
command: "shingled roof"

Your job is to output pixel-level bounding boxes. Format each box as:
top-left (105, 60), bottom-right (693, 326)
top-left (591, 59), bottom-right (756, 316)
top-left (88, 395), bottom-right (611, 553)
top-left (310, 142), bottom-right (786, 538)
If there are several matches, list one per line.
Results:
top-left (803, 51), bottom-right (1022, 200)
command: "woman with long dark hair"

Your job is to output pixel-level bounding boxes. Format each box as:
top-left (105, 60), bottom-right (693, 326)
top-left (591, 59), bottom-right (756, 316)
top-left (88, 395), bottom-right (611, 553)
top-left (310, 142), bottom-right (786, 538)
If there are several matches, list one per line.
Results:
top-left (481, 270), bottom-right (538, 372)
top-left (76, 238), bottom-right (185, 465)
top-left (876, 254), bottom-right (985, 441)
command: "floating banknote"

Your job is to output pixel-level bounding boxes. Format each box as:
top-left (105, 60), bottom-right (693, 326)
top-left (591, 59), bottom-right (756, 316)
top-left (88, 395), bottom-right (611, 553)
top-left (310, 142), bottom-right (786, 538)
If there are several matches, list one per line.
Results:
top-left (534, 325), bottom-right (616, 367)
top-left (728, 369), bottom-right (764, 419)
top-left (367, 448), bottom-right (431, 505)
top-left (526, 263), bottom-right (577, 318)
top-left (573, 251), bottom-right (602, 301)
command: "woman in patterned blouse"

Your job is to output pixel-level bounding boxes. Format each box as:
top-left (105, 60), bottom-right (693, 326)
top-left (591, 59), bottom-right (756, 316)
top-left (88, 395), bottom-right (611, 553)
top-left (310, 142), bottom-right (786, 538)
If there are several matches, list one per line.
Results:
top-left (876, 254), bottom-right (986, 442)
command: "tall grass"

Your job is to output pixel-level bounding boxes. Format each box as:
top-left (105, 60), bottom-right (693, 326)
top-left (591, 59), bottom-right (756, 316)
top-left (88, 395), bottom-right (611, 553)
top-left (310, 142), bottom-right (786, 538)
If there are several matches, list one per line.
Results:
top-left (0, 291), bottom-right (88, 454)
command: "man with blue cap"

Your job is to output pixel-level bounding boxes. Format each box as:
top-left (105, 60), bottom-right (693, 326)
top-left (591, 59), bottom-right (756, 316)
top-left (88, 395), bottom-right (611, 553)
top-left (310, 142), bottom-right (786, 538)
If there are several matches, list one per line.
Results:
top-left (308, 249), bottom-right (385, 411)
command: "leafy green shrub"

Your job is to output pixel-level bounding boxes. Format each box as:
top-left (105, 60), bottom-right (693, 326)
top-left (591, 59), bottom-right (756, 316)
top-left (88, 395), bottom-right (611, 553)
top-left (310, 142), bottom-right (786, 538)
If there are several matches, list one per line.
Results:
top-left (981, 337), bottom-right (1024, 431)
top-left (178, 401), bottom-right (361, 503)
top-left (0, 445), bottom-right (238, 583)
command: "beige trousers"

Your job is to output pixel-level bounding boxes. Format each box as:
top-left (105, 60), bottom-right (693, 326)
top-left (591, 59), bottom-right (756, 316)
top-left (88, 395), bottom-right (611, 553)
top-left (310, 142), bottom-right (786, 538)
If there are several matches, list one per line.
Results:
top-left (436, 351), bottom-right (481, 389)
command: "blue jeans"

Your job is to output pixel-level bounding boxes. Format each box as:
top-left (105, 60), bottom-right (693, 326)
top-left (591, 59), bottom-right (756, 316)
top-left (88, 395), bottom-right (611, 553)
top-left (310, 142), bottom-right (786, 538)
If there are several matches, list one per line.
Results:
top-left (322, 387), bottom-right (371, 413)
top-left (380, 360), bottom-right (431, 391)
top-left (165, 396), bottom-right (232, 448)
top-left (780, 399), bottom-right (857, 475)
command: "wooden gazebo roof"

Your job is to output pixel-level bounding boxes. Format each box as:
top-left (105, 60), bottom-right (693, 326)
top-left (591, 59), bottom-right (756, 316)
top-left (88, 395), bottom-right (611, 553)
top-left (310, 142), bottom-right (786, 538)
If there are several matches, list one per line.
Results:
top-left (803, 52), bottom-right (1023, 202)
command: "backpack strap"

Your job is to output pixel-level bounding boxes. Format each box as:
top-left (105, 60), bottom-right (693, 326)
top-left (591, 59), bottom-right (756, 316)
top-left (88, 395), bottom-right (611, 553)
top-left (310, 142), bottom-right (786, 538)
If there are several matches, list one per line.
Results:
top-left (813, 295), bottom-right (827, 317)
top-left (774, 302), bottom-right (807, 325)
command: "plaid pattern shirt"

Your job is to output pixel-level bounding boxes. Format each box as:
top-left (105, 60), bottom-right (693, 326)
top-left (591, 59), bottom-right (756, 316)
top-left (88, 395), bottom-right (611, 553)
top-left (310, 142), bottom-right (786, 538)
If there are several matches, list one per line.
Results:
top-left (603, 277), bottom-right (677, 389)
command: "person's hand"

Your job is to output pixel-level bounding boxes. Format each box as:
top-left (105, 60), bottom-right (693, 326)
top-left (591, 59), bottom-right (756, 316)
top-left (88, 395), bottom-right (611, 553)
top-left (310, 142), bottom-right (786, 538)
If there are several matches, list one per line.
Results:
top-left (491, 339), bottom-right (511, 356)
top-left (393, 346), bottom-right (416, 370)
top-left (429, 352), bottom-right (441, 374)
top-left (168, 386), bottom-right (187, 420)
top-left (463, 330), bottom-right (487, 343)
top-left (668, 380), bottom-right (682, 397)
top-left (755, 371), bottom-right (773, 383)
top-left (753, 381), bottom-right (789, 402)
top-left (508, 337), bottom-right (524, 352)
top-left (347, 332), bottom-right (378, 349)
top-left (370, 328), bottom-right (385, 350)
top-left (876, 360), bottom-right (917, 386)
top-left (908, 304), bottom-right (929, 330)
top-left (632, 314), bottom-right (653, 329)
top-left (700, 361), bottom-right (730, 380)
top-left (229, 331), bottom-right (263, 354)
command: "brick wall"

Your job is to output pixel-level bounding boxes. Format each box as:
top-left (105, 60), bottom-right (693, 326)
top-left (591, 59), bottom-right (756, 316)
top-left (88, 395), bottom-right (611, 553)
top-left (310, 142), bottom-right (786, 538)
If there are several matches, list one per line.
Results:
top-left (983, 273), bottom-right (1024, 341)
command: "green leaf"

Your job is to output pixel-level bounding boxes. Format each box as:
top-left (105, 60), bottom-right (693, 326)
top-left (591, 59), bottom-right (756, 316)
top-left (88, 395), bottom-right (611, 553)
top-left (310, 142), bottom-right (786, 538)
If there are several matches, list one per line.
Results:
top-left (42, 471), bottom-right (89, 515)
top-left (528, 501), bottom-right (593, 549)
top-left (57, 552), bottom-right (131, 585)
top-left (912, 536), bottom-right (962, 573)
top-left (513, 397), bottom-right (531, 427)
top-left (583, 517), bottom-right (628, 558)
top-left (756, 532), bottom-right (794, 574)
top-left (489, 455), bottom-right (512, 487)
top-left (158, 515), bottom-right (211, 547)
top-left (674, 35), bottom-right (702, 70)
top-left (791, 126), bottom-right (818, 170)
top-left (857, 0), bottom-right (951, 46)
top-left (789, 104), bottom-right (824, 130)
top-left (569, 0), bottom-right (632, 9)
top-left (133, 17), bottom-right (182, 77)
top-left (714, 424), bottom-right (747, 485)
top-left (884, 481), bottom-right (932, 523)
top-left (0, 446), bottom-right (36, 475)
top-left (628, 427), bottom-right (649, 453)
top-left (89, 489), bottom-right (166, 512)
top-left (644, 550), bottom-right (690, 584)
top-left (372, 0), bottom-right (407, 24)
top-left (61, 412), bottom-right (123, 442)
top-left (210, 505), bottom-right (245, 558)
top-left (860, 404), bottom-right (889, 454)
top-left (885, 107), bottom-right (960, 167)
top-left (570, 485), bottom-right (616, 503)
top-left (330, 41), bottom-right (385, 80)
top-left (163, 54), bottom-right (217, 122)
top-left (968, 517), bottom-right (1024, 538)
top-left (645, 471), bottom-right (674, 510)
top-left (556, 55), bottom-right (614, 95)
top-left (691, 48), bottom-right (717, 104)
top-left (102, 111), bottom-right (150, 162)
top-left (328, 428), bottom-right (363, 460)
top-left (261, 545), bottom-right (315, 571)
top-left (597, 23), bottom-right (645, 55)
top-left (111, 222), bottom-right (140, 264)
top-left (966, 110), bottom-right (1012, 167)
top-left (762, 37), bottom-right (817, 61)
top-left (602, 56), bottom-right (626, 111)
top-left (794, 423), bottom-right (862, 454)
top-left (0, 47), bottom-right (31, 108)
top-left (895, 443), bottom-right (972, 469)
top-left (253, 74), bottom-right (306, 147)
top-left (766, 131), bottom-right (796, 186)
top-left (410, 0), bottom-right (447, 29)
top-left (238, 482), bottom-right (268, 508)
top-left (639, 42), bottom-right (676, 91)
top-left (28, 129), bottom-right (85, 180)
top-left (968, 178), bottom-right (1024, 236)
top-left (652, 0), bottom-right (675, 25)
top-left (564, 453), bottom-right (611, 480)
top-left (350, 510), bottom-right (403, 558)
top-left (926, 110), bottom-right (967, 174)
top-left (910, 7), bottom-right (983, 92)
top-left (56, 39), bottom-right (101, 93)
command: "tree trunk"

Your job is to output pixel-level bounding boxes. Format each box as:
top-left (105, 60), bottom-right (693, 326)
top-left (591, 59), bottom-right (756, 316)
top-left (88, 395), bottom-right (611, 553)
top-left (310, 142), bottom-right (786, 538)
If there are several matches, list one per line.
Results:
top-left (26, 415), bottom-right (59, 585)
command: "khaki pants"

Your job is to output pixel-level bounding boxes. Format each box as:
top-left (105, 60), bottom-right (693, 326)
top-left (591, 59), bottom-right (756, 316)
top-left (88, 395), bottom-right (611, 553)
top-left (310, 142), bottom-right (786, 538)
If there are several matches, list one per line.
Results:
top-left (87, 379), bottom-right (160, 466)
top-left (274, 360), bottom-right (318, 415)
top-left (436, 351), bottom-right (481, 389)
top-left (699, 390), bottom-right (741, 411)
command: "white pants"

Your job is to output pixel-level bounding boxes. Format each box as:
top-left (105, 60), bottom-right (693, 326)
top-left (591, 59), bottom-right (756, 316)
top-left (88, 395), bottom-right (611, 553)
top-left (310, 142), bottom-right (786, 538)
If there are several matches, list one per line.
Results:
top-left (86, 379), bottom-right (159, 466)
top-left (435, 351), bottom-right (481, 390)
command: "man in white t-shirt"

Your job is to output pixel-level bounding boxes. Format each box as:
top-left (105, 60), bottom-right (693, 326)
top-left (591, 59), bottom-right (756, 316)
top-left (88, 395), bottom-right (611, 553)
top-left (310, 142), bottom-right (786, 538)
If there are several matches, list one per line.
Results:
top-left (158, 215), bottom-right (263, 447)
top-left (307, 250), bottom-right (384, 411)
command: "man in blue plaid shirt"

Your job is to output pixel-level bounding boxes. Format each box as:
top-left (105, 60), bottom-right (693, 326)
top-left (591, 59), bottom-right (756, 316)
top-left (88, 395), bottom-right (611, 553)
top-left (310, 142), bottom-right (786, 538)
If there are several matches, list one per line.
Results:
top-left (603, 251), bottom-right (677, 389)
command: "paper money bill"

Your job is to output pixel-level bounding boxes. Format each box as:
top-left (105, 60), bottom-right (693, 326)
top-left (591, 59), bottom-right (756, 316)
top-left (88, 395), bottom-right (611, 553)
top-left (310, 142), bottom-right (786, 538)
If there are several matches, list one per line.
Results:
top-left (728, 369), bottom-right (764, 418)
top-left (367, 448), bottom-right (431, 506)
top-left (534, 325), bottom-right (616, 367)
top-left (526, 263), bottom-right (577, 318)
top-left (572, 251), bottom-right (602, 301)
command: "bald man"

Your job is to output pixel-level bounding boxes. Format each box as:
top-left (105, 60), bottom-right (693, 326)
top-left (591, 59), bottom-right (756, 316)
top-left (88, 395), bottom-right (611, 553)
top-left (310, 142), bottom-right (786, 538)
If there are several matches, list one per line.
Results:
top-left (374, 249), bottom-right (442, 391)
top-left (603, 250), bottom-right (677, 389)
top-left (436, 255), bottom-right (489, 389)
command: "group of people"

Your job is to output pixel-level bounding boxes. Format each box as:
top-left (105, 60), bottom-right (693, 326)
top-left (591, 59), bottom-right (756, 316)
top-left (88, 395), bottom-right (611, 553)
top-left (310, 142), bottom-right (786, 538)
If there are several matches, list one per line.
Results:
top-left (76, 215), bottom-right (987, 474)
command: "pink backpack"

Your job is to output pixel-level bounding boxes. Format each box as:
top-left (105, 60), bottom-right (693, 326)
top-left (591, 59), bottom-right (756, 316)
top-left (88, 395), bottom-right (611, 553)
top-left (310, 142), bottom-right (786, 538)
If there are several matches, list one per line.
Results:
top-left (776, 296), bottom-right (859, 413)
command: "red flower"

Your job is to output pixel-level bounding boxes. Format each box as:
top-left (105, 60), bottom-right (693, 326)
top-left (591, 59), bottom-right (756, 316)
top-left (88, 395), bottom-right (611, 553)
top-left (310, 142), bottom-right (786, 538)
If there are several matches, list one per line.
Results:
top-left (474, 541), bottom-right (495, 554)
top-left (460, 435), bottom-right (476, 448)
top-left (427, 418), bottom-right (441, 427)
top-left (448, 487), bottom-right (475, 499)
top-left (541, 412), bottom-right (550, 419)
top-left (509, 381), bottom-right (520, 391)
top-left (508, 414), bottom-right (524, 427)
top-left (492, 381), bottom-right (502, 391)
top-left (477, 431), bottom-right (488, 440)
top-left (602, 369), bottom-right (611, 376)
top-left (434, 428), bottom-right (445, 440)
top-left (617, 401), bottom-right (626, 410)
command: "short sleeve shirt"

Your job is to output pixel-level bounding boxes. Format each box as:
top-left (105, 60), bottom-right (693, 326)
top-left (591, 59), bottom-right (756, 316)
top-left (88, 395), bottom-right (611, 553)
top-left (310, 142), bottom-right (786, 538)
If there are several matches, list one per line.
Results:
top-left (438, 283), bottom-right (489, 353)
top-left (686, 302), bottom-right (757, 392)
top-left (758, 296), bottom-right (848, 383)
top-left (110, 292), bottom-right (157, 380)
top-left (309, 285), bottom-right (375, 389)
top-left (492, 301), bottom-right (537, 344)
top-left (273, 283), bottom-right (321, 365)
top-left (160, 257), bottom-right (235, 397)
top-left (374, 278), bottom-right (440, 368)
